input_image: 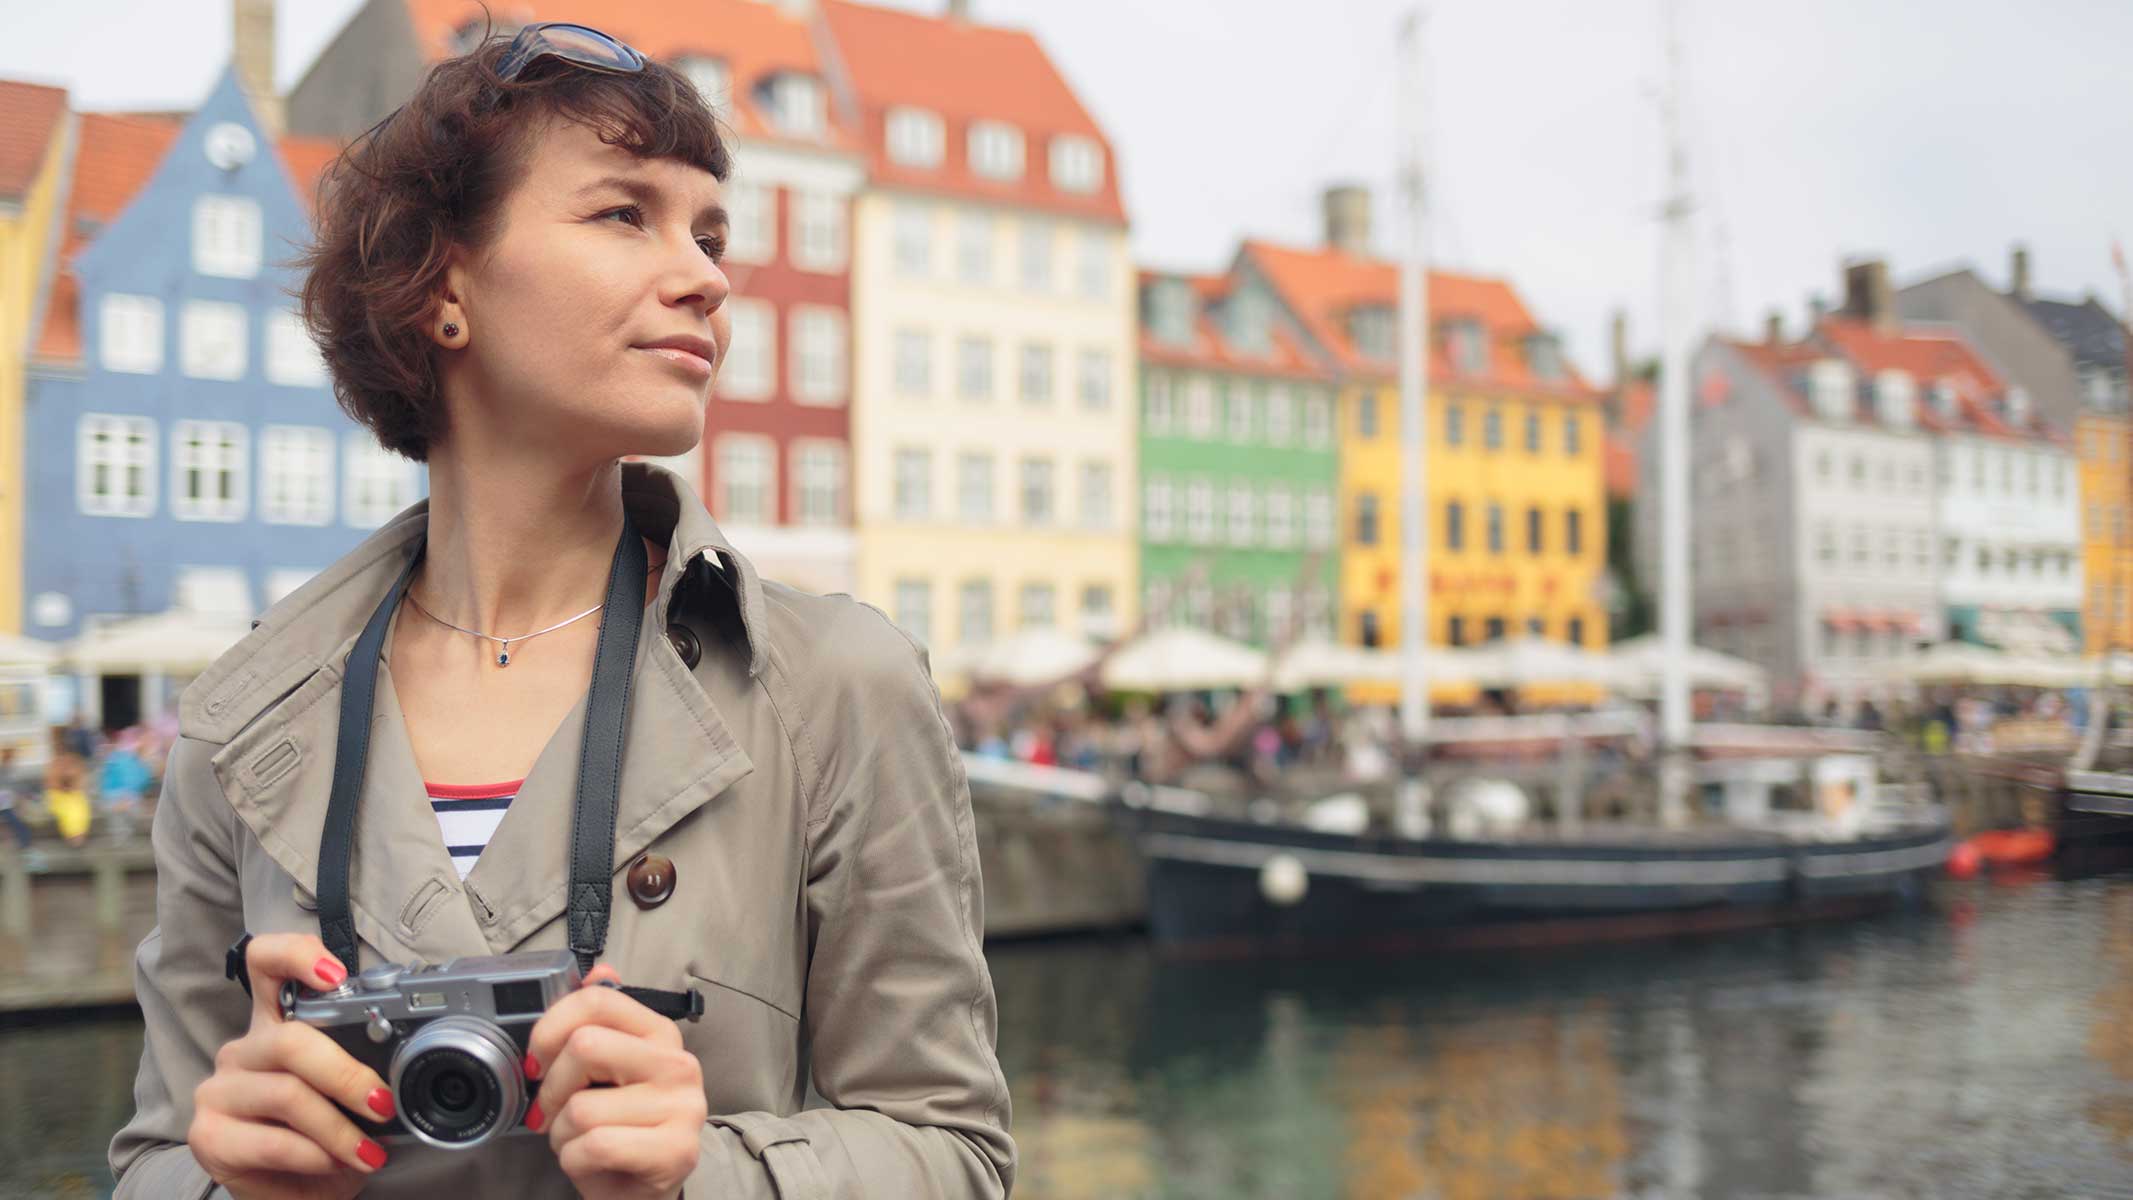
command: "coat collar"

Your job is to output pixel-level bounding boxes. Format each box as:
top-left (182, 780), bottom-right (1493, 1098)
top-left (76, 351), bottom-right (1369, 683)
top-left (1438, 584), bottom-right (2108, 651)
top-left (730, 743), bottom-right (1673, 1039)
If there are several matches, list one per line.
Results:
top-left (183, 462), bottom-right (763, 964)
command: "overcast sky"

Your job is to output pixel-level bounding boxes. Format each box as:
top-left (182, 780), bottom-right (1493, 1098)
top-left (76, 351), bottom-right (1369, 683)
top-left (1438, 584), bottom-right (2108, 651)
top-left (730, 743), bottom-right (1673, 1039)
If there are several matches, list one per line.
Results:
top-left (6, 0), bottom-right (2128, 378)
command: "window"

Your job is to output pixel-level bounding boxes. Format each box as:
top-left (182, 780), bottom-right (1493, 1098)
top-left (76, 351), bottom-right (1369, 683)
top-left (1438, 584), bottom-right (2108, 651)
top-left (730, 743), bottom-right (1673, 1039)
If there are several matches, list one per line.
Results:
top-left (1358, 391), bottom-right (1380, 439)
top-left (894, 328), bottom-right (932, 397)
top-left (1483, 407), bottom-right (1503, 450)
top-left (1451, 320), bottom-right (1490, 375)
top-left (790, 191), bottom-right (847, 272)
top-left (99, 293), bottom-right (163, 374)
top-left (720, 300), bottom-right (774, 399)
top-left (1446, 403), bottom-right (1465, 447)
top-left (1076, 349), bottom-right (1112, 410)
top-left (1564, 414), bottom-right (1582, 455)
top-left (1815, 451), bottom-right (1832, 482)
top-left (769, 74), bottom-right (824, 137)
top-left (1447, 615), bottom-right (1468, 646)
top-left (1186, 479), bottom-right (1215, 544)
top-left (957, 335), bottom-right (994, 401)
top-left (1486, 503), bottom-right (1505, 554)
top-left (1019, 582), bottom-right (1056, 629)
top-left (678, 56), bottom-right (729, 109)
top-left (1524, 411), bottom-right (1542, 453)
top-left (1303, 392), bottom-right (1333, 448)
top-left (192, 194), bottom-right (262, 278)
top-left (264, 310), bottom-right (327, 386)
top-left (1264, 585), bottom-right (1293, 643)
top-left (1526, 506), bottom-right (1544, 554)
top-left (1144, 476), bottom-right (1175, 540)
top-left (1020, 457), bottom-right (1055, 526)
top-left (1080, 585), bottom-right (1115, 639)
top-left (713, 435), bottom-right (775, 525)
top-left (1079, 461), bottom-right (1113, 530)
top-left (789, 306), bottom-right (847, 404)
top-left (343, 436), bottom-right (419, 528)
top-left (1359, 610), bottom-right (1383, 648)
top-left (78, 415), bottom-right (155, 517)
top-left (180, 300), bottom-right (247, 381)
top-left (1305, 488), bottom-right (1335, 549)
top-left (1076, 229), bottom-right (1110, 300)
top-left (791, 441), bottom-right (845, 527)
top-left (1526, 616), bottom-right (1546, 637)
top-left (260, 426), bottom-right (333, 525)
top-left (1568, 616), bottom-right (1586, 646)
top-left (1445, 500), bottom-right (1465, 551)
top-left (1018, 219), bottom-right (1053, 292)
top-left (1265, 486), bottom-right (1295, 547)
top-left (1146, 371), bottom-right (1176, 433)
top-left (956, 210), bottom-right (992, 285)
top-left (886, 106), bottom-right (944, 167)
top-left (1227, 485), bottom-right (1256, 547)
top-left (969, 120), bottom-right (1025, 180)
top-left (724, 180), bottom-right (773, 264)
top-left (1884, 529), bottom-right (1901, 566)
top-left (893, 579), bottom-right (932, 645)
top-left (959, 452), bottom-right (995, 523)
top-left (959, 580), bottom-right (994, 644)
top-left (1185, 377), bottom-right (1217, 437)
top-left (1019, 342), bottom-right (1054, 406)
top-left (1565, 508), bottom-right (1584, 556)
top-left (1355, 493), bottom-right (1380, 545)
top-left (893, 203), bottom-right (931, 277)
top-left (1266, 386), bottom-right (1295, 445)
top-left (1227, 383), bottom-right (1255, 442)
top-left (1484, 616), bottom-right (1507, 642)
top-left (894, 448), bottom-right (933, 520)
top-left (1816, 523), bottom-right (1836, 563)
top-left (1049, 135), bottom-right (1102, 193)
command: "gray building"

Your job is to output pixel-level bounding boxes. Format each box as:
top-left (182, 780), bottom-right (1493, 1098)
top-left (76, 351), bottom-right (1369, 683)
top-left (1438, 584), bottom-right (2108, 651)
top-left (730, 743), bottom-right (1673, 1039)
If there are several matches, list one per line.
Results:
top-left (1897, 244), bottom-right (2126, 424)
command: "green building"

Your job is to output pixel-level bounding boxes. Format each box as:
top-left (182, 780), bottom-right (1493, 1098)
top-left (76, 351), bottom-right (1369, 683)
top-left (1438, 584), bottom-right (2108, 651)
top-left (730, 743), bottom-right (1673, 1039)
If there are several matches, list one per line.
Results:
top-left (1136, 269), bottom-right (1341, 646)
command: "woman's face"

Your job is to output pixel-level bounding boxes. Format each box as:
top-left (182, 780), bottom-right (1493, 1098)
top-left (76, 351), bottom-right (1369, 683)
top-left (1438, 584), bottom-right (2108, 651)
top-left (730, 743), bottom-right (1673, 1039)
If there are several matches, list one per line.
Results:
top-left (439, 116), bottom-right (731, 463)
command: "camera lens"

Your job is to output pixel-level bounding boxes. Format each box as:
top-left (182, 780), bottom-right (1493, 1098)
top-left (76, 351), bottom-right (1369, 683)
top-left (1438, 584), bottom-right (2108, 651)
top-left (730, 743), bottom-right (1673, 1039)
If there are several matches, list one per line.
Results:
top-left (389, 1016), bottom-right (525, 1150)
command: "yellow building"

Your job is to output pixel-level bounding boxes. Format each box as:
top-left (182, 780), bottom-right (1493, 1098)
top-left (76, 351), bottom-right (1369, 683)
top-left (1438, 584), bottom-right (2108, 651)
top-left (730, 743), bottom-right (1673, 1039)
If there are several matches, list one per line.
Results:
top-left (825, 2), bottom-right (1137, 656)
top-left (1245, 214), bottom-right (1606, 704)
top-left (0, 81), bottom-right (72, 635)
top-left (2078, 412), bottom-right (2133, 651)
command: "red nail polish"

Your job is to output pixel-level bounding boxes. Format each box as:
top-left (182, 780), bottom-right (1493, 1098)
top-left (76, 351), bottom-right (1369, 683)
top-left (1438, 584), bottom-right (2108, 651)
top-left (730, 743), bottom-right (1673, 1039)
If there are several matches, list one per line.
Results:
top-left (526, 1100), bottom-right (544, 1133)
top-left (356, 1138), bottom-right (387, 1170)
top-left (522, 1052), bottom-right (541, 1080)
top-left (366, 1087), bottom-right (395, 1119)
top-left (315, 957), bottom-right (347, 987)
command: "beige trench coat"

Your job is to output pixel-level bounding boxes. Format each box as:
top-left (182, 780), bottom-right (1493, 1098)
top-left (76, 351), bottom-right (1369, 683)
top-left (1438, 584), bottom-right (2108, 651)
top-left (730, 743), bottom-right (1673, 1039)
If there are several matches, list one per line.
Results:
top-left (108, 463), bottom-right (1014, 1198)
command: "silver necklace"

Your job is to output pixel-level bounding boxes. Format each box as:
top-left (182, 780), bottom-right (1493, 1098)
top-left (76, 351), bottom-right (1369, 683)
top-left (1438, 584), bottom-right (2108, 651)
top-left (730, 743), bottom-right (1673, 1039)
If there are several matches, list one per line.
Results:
top-left (404, 562), bottom-right (662, 667)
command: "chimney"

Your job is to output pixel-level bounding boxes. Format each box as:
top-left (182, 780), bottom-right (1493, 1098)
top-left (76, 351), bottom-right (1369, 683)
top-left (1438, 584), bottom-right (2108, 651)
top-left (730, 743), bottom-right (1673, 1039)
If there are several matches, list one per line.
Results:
top-left (1322, 184), bottom-right (1372, 258)
top-left (231, 0), bottom-right (282, 136)
top-left (1609, 309), bottom-right (1628, 387)
top-left (1809, 294), bottom-right (1828, 327)
top-left (1842, 258), bottom-right (1895, 333)
top-left (944, 0), bottom-right (972, 19)
top-left (1764, 310), bottom-right (1784, 346)
top-left (2010, 243), bottom-right (2032, 301)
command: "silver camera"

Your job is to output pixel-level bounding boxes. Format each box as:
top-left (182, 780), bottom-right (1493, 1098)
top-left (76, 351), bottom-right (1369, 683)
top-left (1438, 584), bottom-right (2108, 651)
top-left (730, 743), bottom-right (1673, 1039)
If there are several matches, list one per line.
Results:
top-left (280, 947), bottom-right (580, 1150)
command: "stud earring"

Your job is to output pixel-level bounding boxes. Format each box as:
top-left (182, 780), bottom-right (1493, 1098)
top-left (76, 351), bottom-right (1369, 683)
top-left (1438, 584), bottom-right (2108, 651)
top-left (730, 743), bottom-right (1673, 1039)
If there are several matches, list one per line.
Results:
top-left (443, 322), bottom-right (460, 338)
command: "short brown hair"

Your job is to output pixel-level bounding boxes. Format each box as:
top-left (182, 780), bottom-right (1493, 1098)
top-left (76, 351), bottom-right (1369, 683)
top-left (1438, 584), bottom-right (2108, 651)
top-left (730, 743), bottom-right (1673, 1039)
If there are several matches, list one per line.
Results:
top-left (296, 25), bottom-right (731, 462)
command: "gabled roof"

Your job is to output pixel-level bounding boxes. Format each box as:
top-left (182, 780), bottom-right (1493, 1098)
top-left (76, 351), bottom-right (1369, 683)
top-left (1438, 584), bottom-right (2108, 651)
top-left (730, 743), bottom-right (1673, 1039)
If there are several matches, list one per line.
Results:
top-left (820, 0), bottom-right (1123, 223)
top-left (1136, 269), bottom-right (1331, 383)
top-left (2020, 295), bottom-right (2126, 374)
top-left (0, 79), bottom-right (67, 202)
top-left (1239, 237), bottom-right (1594, 397)
top-left (401, 0), bottom-right (859, 151)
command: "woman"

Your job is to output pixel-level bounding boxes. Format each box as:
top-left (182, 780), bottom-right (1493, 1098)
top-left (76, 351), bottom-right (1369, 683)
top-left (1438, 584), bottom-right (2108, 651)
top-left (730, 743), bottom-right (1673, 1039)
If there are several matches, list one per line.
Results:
top-left (45, 731), bottom-right (91, 847)
top-left (109, 24), bottom-right (1013, 1200)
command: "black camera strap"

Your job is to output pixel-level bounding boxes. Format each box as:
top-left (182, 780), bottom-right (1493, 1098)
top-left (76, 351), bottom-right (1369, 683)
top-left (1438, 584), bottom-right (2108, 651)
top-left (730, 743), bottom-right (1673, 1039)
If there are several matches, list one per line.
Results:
top-left (282, 511), bottom-right (701, 1023)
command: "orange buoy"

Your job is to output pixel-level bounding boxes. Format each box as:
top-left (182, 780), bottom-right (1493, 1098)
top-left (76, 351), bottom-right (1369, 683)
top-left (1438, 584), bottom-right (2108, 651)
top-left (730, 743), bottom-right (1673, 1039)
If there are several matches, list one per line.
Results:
top-left (1946, 841), bottom-right (1982, 879)
top-left (1970, 828), bottom-right (2054, 866)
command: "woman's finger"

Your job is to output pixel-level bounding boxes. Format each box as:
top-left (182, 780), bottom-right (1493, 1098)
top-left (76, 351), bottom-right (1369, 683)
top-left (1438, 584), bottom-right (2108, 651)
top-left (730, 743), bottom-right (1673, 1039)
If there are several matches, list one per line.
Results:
top-left (200, 1067), bottom-right (388, 1176)
top-left (529, 1024), bottom-right (693, 1133)
top-left (226, 1020), bottom-right (394, 1129)
top-left (555, 1121), bottom-right (700, 1188)
top-left (524, 976), bottom-right (679, 1080)
top-left (543, 1080), bottom-right (698, 1149)
top-left (242, 932), bottom-right (348, 1029)
top-left (191, 1104), bottom-right (345, 1180)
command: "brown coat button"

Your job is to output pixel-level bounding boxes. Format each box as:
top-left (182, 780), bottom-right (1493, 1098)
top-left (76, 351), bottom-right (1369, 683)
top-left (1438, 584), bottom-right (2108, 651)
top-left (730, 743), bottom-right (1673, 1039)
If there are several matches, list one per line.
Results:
top-left (626, 853), bottom-right (676, 908)
top-left (665, 623), bottom-right (701, 670)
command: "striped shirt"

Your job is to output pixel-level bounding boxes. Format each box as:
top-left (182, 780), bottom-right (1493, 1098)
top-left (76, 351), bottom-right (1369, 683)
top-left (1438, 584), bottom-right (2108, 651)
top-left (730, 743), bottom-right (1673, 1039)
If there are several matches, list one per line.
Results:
top-left (426, 779), bottom-right (523, 879)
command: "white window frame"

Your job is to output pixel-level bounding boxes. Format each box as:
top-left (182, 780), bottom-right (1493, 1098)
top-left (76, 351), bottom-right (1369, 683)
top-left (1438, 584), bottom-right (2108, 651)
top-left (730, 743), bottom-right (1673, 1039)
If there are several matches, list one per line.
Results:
top-left (1144, 477), bottom-right (1175, 541)
top-left (1018, 342), bottom-right (1054, 406)
top-left (789, 439), bottom-right (846, 528)
top-left (770, 74), bottom-right (825, 138)
top-left (790, 190), bottom-right (847, 273)
top-left (1265, 485), bottom-right (1296, 548)
top-left (1305, 488), bottom-right (1335, 549)
top-left (192, 194), bottom-right (262, 279)
top-left (713, 434), bottom-right (776, 525)
top-left (968, 120), bottom-right (1025, 181)
top-left (678, 56), bottom-right (729, 110)
top-left (1019, 457), bottom-right (1055, 526)
top-left (1075, 229), bottom-right (1110, 301)
top-left (1302, 391), bottom-right (1334, 448)
top-left (1048, 135), bottom-right (1102, 193)
top-left (1266, 385), bottom-right (1296, 445)
top-left (1185, 376), bottom-right (1217, 437)
top-left (959, 579), bottom-right (994, 645)
top-left (264, 310), bottom-right (328, 387)
top-left (957, 335), bottom-right (994, 401)
top-left (1077, 348), bottom-right (1111, 410)
top-left (1227, 485), bottom-right (1256, 548)
top-left (894, 328), bottom-right (932, 398)
top-left (886, 106), bottom-right (944, 168)
top-left (1186, 478), bottom-right (1215, 545)
top-left (958, 451), bottom-right (995, 523)
top-left (1145, 371), bottom-right (1176, 434)
top-left (99, 293), bottom-right (164, 375)
top-left (893, 579), bottom-right (933, 646)
top-left (956, 210), bottom-right (993, 285)
top-left (789, 305), bottom-right (847, 405)
top-left (894, 447), bottom-right (933, 520)
top-left (719, 299), bottom-right (775, 400)
top-left (1019, 582), bottom-right (1056, 630)
top-left (180, 299), bottom-right (248, 381)
top-left (1078, 460), bottom-right (1113, 531)
top-left (259, 425), bottom-right (334, 526)
top-left (171, 420), bottom-right (249, 522)
top-left (893, 203), bottom-right (932, 278)
top-left (1018, 219), bottom-right (1053, 292)
top-left (77, 414), bottom-right (156, 518)
top-left (342, 436), bottom-right (419, 529)
top-left (1227, 383), bottom-right (1254, 443)
top-left (723, 179), bottom-right (774, 265)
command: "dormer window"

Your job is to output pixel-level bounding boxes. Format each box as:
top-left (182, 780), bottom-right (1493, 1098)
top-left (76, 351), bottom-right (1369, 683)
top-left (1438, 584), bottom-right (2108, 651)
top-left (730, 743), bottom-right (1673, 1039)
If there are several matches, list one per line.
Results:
top-left (887, 106), bottom-right (943, 167)
top-left (1930, 380), bottom-right (1960, 420)
top-left (1048, 135), bottom-right (1102, 193)
top-left (969, 120), bottom-right (1025, 181)
top-left (767, 74), bottom-right (824, 138)
top-left (1524, 332), bottom-right (1563, 382)
top-left (1348, 305), bottom-right (1395, 361)
top-left (1144, 278), bottom-right (1195, 347)
top-left (1226, 287), bottom-right (1271, 355)
top-left (1874, 369), bottom-right (1916, 428)
top-left (677, 56), bottom-right (729, 110)
top-left (2004, 385), bottom-right (2033, 425)
top-left (1808, 359), bottom-right (1855, 422)
top-left (1448, 318), bottom-right (1489, 375)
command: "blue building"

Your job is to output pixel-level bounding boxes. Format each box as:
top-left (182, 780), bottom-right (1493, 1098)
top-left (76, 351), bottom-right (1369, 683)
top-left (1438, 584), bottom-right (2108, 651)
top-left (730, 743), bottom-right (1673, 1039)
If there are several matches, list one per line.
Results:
top-left (23, 67), bottom-right (423, 722)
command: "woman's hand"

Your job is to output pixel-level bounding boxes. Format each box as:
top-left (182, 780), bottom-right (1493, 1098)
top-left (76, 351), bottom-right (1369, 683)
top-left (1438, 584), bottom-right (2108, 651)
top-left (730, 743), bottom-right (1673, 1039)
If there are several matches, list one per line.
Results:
top-left (524, 963), bottom-right (707, 1200)
top-left (189, 933), bottom-right (396, 1200)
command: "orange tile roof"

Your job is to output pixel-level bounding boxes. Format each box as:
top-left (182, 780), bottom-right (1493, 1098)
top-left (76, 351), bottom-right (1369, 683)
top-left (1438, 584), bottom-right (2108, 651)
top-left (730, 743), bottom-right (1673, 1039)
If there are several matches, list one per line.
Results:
top-left (277, 134), bottom-right (347, 209)
top-left (1137, 270), bottom-right (1332, 382)
top-left (820, 0), bottom-right (1124, 223)
top-left (1720, 324), bottom-right (2064, 445)
top-left (1603, 433), bottom-right (1637, 498)
top-left (1240, 238), bottom-right (1596, 398)
top-left (0, 79), bottom-right (67, 201)
top-left (401, 0), bottom-right (858, 150)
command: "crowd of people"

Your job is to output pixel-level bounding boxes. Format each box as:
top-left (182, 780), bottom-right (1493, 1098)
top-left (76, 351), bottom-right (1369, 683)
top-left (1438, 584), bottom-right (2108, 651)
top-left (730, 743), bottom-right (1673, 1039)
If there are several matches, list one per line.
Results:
top-left (0, 720), bottom-right (170, 856)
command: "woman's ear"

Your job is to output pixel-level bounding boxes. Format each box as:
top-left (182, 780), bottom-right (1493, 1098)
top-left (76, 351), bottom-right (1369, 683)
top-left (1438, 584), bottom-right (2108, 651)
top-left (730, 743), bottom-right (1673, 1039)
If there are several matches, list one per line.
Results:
top-left (435, 255), bottom-right (473, 348)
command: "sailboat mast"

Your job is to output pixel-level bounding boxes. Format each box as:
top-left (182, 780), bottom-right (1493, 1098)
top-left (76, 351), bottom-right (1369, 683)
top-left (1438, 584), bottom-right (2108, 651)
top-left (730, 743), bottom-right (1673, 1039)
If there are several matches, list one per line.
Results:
top-left (1397, 8), bottom-right (1431, 746)
top-left (1657, 0), bottom-right (1695, 754)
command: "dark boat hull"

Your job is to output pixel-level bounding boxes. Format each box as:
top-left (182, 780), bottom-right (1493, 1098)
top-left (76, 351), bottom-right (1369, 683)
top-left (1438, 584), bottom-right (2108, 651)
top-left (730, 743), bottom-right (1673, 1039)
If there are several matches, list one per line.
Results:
top-left (1131, 807), bottom-right (1951, 958)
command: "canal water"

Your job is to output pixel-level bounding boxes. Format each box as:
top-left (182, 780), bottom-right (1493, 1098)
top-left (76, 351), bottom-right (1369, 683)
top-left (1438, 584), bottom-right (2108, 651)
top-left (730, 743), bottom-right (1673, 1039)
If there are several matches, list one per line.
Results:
top-left (7, 873), bottom-right (2133, 1199)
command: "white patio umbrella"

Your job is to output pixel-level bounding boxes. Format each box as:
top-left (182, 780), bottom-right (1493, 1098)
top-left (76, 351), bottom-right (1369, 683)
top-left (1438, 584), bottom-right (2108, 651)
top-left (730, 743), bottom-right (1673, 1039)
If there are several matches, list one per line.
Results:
top-left (59, 610), bottom-right (254, 675)
top-left (1442, 636), bottom-right (1622, 689)
top-left (1100, 626), bottom-right (1268, 693)
top-left (1608, 633), bottom-right (1768, 697)
top-left (1268, 636), bottom-right (1466, 692)
top-left (0, 632), bottom-right (58, 668)
top-left (1882, 641), bottom-right (2092, 688)
top-left (940, 627), bottom-right (1099, 687)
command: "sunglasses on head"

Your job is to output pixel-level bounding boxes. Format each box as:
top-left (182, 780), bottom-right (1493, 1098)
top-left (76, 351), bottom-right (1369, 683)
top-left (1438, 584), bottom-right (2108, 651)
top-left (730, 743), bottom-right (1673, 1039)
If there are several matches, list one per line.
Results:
top-left (494, 21), bottom-right (647, 81)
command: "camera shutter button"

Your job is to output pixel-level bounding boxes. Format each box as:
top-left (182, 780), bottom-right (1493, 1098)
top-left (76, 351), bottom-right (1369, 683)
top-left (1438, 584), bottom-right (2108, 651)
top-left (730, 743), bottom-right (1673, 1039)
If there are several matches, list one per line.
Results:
top-left (358, 964), bottom-right (404, 989)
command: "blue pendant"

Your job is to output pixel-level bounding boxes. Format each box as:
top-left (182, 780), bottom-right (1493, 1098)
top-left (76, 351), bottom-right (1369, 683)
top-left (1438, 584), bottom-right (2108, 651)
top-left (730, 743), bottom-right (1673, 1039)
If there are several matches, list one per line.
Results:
top-left (497, 649), bottom-right (510, 666)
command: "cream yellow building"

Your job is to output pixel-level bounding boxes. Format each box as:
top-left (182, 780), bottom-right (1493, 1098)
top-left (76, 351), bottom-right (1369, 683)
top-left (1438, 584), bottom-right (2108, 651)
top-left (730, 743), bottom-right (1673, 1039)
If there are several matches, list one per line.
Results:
top-left (825, 1), bottom-right (1136, 655)
top-left (0, 82), bottom-right (72, 635)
